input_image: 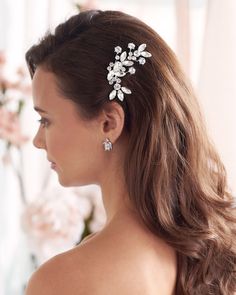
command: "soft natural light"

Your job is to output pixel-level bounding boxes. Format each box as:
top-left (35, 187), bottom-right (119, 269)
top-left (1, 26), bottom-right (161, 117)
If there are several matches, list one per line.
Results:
top-left (1, 1), bottom-right (235, 294)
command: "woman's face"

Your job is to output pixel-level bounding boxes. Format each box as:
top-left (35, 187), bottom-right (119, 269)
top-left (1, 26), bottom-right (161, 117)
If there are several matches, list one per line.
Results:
top-left (32, 67), bottom-right (103, 187)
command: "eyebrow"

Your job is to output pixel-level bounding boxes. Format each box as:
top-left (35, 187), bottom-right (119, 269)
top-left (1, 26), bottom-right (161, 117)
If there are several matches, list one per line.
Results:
top-left (34, 106), bottom-right (48, 113)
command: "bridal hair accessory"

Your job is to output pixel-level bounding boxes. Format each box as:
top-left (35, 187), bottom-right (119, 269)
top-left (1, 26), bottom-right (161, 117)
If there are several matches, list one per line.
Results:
top-left (103, 138), bottom-right (113, 151)
top-left (107, 43), bottom-right (152, 102)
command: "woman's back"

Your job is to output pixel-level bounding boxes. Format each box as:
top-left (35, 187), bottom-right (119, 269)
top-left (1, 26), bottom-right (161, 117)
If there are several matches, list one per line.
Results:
top-left (26, 213), bottom-right (177, 295)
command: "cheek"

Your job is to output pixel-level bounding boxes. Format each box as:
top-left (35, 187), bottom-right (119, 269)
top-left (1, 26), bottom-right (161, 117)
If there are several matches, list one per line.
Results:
top-left (44, 129), bottom-right (71, 164)
top-left (50, 127), bottom-right (97, 162)
top-left (47, 124), bottom-right (103, 181)
top-left (60, 137), bottom-right (103, 186)
top-left (71, 132), bottom-right (103, 169)
top-left (70, 133), bottom-right (101, 164)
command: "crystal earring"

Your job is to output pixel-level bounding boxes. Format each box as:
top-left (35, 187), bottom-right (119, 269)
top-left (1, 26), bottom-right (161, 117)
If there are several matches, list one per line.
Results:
top-left (103, 138), bottom-right (113, 151)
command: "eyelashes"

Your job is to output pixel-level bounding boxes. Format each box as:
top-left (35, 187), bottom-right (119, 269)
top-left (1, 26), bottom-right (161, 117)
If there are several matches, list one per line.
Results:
top-left (38, 118), bottom-right (50, 128)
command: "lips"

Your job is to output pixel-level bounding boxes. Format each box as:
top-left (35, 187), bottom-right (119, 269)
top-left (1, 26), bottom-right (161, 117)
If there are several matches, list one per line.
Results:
top-left (51, 163), bottom-right (56, 168)
top-left (50, 162), bottom-right (56, 169)
top-left (47, 158), bottom-right (56, 169)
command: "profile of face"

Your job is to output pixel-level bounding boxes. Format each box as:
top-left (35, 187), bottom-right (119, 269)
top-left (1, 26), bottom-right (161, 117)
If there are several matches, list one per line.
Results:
top-left (32, 67), bottom-right (105, 187)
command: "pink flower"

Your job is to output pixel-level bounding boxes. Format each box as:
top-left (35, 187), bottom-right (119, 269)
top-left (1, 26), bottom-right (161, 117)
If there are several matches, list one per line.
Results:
top-left (0, 51), bottom-right (6, 66)
top-left (73, 186), bottom-right (106, 232)
top-left (6, 66), bottom-right (32, 97)
top-left (21, 188), bottom-right (92, 264)
top-left (78, 0), bottom-right (98, 11)
top-left (0, 51), bottom-right (7, 87)
top-left (1, 150), bottom-right (12, 165)
top-left (0, 108), bottom-right (29, 146)
top-left (0, 51), bottom-right (31, 98)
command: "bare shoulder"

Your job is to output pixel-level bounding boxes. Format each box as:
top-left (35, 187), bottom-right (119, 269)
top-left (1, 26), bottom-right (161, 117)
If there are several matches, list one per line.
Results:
top-left (25, 228), bottom-right (177, 295)
top-left (76, 229), bottom-right (177, 295)
top-left (25, 255), bottom-right (60, 295)
top-left (25, 251), bottom-right (87, 295)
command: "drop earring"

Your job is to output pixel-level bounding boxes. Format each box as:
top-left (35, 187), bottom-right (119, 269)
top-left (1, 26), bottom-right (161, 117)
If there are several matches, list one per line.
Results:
top-left (103, 138), bottom-right (113, 151)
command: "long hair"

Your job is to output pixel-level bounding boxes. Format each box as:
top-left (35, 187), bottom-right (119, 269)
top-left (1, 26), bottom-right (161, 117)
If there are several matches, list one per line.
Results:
top-left (25, 10), bottom-right (236, 294)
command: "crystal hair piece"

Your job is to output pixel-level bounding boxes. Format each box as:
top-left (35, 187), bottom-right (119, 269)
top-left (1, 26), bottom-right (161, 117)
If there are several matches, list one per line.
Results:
top-left (107, 43), bottom-right (152, 101)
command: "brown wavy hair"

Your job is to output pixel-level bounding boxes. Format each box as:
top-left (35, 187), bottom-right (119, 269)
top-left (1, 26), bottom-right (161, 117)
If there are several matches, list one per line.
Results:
top-left (25, 10), bottom-right (236, 294)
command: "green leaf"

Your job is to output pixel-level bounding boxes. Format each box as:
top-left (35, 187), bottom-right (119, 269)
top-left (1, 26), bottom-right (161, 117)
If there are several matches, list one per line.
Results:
top-left (17, 99), bottom-right (25, 115)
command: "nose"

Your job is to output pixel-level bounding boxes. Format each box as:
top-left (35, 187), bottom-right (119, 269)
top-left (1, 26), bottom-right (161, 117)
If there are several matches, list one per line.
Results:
top-left (33, 128), bottom-right (46, 149)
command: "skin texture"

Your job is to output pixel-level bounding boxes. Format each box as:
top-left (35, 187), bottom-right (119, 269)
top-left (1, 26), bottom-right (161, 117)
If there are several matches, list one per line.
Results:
top-left (25, 67), bottom-right (177, 295)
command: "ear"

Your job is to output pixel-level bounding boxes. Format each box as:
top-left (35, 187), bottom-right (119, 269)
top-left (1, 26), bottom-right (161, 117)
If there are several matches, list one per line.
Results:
top-left (99, 102), bottom-right (125, 143)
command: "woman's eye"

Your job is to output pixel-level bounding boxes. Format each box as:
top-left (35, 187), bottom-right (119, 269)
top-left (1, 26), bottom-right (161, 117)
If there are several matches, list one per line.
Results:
top-left (38, 118), bottom-right (50, 128)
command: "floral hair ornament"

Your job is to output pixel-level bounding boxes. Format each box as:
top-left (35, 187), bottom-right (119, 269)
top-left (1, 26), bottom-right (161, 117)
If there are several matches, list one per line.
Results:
top-left (107, 43), bottom-right (152, 101)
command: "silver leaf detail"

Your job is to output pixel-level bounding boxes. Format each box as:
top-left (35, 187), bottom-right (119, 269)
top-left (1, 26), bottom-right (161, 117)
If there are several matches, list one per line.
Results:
top-left (107, 43), bottom-right (152, 102)
top-left (107, 71), bottom-right (114, 81)
top-left (118, 90), bottom-right (124, 101)
top-left (121, 87), bottom-right (132, 94)
top-left (109, 90), bottom-right (116, 100)
top-left (138, 44), bottom-right (146, 52)
top-left (141, 51), bottom-right (152, 57)
top-left (122, 60), bottom-right (134, 66)
top-left (120, 51), bottom-right (127, 62)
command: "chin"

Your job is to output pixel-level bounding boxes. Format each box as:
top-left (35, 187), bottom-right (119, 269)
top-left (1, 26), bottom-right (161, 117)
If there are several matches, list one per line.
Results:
top-left (58, 176), bottom-right (97, 187)
top-left (57, 175), bottom-right (74, 187)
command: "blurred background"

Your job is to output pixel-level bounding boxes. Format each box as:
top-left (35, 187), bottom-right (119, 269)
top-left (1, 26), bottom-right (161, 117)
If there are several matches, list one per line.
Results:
top-left (0, 0), bottom-right (235, 294)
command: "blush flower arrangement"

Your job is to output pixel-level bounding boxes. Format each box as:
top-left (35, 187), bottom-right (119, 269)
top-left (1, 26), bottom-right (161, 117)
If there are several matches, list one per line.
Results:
top-left (0, 50), bottom-right (31, 204)
top-left (21, 186), bottom-right (106, 266)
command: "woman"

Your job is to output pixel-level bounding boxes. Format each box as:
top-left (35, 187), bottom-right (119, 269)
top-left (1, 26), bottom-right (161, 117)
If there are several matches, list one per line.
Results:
top-left (25, 9), bottom-right (236, 295)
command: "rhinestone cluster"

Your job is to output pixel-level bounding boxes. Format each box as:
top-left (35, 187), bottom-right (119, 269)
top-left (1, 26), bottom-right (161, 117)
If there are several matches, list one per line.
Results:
top-left (107, 43), bottom-right (152, 101)
top-left (103, 138), bottom-right (113, 151)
